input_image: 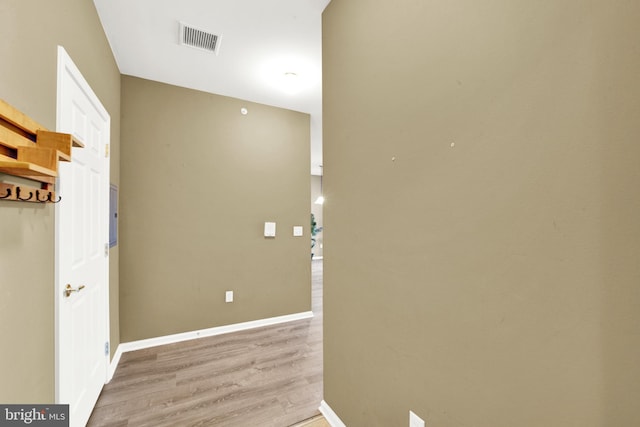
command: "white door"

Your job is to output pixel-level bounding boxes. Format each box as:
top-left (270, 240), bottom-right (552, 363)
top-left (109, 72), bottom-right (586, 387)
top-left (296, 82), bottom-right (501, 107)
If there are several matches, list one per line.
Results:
top-left (55, 46), bottom-right (110, 427)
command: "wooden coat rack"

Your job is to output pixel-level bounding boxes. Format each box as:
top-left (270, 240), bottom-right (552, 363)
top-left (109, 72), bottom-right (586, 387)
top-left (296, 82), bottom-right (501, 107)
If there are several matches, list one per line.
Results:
top-left (0, 98), bottom-right (84, 203)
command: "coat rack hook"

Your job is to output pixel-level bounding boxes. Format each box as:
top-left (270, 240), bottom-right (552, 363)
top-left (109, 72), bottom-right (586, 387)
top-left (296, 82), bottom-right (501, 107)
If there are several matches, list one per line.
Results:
top-left (47, 192), bottom-right (62, 203)
top-left (16, 187), bottom-right (33, 201)
top-left (35, 190), bottom-right (49, 202)
top-left (0, 187), bottom-right (11, 199)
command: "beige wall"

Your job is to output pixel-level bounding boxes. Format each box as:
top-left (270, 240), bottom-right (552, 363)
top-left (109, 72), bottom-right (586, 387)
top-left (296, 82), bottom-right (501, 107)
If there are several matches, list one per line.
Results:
top-left (119, 76), bottom-right (311, 342)
top-left (0, 0), bottom-right (120, 403)
top-left (323, 1), bottom-right (640, 426)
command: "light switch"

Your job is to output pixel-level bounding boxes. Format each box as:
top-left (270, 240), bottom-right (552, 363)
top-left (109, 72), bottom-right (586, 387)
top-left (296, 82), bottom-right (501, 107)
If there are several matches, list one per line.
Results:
top-left (264, 222), bottom-right (276, 237)
top-left (225, 291), bottom-right (233, 303)
top-left (293, 226), bottom-right (303, 237)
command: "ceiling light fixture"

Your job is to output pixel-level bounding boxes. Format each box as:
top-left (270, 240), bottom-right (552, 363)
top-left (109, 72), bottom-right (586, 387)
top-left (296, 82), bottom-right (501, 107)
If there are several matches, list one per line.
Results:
top-left (259, 56), bottom-right (319, 96)
top-left (281, 71), bottom-right (303, 94)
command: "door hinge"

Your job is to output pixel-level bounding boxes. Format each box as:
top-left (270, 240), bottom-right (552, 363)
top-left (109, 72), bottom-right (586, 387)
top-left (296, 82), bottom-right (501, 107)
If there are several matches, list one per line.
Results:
top-left (105, 144), bottom-right (110, 158)
top-left (105, 342), bottom-right (110, 356)
top-left (105, 243), bottom-right (109, 257)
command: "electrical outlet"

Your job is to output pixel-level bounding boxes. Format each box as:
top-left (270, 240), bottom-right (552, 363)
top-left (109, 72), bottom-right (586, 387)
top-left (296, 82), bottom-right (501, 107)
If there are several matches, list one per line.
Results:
top-left (410, 411), bottom-right (425, 427)
top-left (225, 291), bottom-right (233, 303)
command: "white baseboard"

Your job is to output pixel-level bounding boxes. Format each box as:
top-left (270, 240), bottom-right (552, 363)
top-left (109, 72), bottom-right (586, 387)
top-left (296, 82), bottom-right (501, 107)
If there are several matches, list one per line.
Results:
top-left (107, 345), bottom-right (123, 383)
top-left (320, 400), bottom-right (346, 427)
top-left (107, 311), bottom-right (314, 382)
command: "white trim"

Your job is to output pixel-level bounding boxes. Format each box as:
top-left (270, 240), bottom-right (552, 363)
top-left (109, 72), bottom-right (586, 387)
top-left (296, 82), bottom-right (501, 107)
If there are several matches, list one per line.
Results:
top-left (107, 346), bottom-right (124, 383)
top-left (320, 400), bottom-right (347, 427)
top-left (312, 256), bottom-right (324, 260)
top-left (117, 311), bottom-right (314, 354)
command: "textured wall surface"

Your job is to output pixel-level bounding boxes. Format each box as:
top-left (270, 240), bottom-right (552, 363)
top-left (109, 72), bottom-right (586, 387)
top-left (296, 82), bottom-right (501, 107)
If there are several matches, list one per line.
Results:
top-left (120, 76), bottom-right (311, 341)
top-left (322, 0), bottom-right (640, 425)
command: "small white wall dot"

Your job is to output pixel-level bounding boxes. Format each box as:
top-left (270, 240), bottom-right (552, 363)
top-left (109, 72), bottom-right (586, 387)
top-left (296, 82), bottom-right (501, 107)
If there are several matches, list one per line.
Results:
top-left (451, 142), bottom-right (455, 147)
top-left (392, 156), bottom-right (396, 161)
top-left (240, 107), bottom-right (248, 115)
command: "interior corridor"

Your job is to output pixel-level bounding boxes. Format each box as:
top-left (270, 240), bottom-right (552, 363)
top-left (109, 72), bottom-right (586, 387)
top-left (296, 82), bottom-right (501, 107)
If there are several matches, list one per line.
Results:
top-left (88, 259), bottom-right (323, 427)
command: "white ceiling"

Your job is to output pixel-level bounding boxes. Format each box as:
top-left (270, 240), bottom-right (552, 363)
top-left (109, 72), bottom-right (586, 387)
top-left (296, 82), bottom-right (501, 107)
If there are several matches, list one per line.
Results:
top-left (93, 0), bottom-right (330, 176)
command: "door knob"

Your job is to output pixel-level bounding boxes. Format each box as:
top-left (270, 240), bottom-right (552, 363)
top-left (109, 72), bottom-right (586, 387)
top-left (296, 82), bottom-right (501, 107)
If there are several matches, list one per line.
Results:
top-left (65, 284), bottom-right (86, 298)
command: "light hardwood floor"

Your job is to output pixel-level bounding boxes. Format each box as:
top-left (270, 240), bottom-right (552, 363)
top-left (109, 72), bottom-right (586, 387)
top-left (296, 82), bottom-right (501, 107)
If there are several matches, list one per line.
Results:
top-left (88, 260), bottom-right (324, 427)
top-left (290, 415), bottom-right (331, 427)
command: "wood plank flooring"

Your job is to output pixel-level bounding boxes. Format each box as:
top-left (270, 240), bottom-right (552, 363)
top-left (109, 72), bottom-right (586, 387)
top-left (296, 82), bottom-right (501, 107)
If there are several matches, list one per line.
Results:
top-left (290, 415), bottom-right (331, 427)
top-left (88, 260), bottom-right (324, 427)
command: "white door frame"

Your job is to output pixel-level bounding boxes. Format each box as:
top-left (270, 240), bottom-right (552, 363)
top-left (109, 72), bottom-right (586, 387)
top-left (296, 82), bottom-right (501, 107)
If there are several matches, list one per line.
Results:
top-left (54, 45), bottom-right (110, 403)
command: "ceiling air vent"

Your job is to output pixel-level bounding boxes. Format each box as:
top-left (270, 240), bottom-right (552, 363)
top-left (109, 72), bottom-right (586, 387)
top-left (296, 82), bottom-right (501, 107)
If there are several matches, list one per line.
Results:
top-left (179, 22), bottom-right (221, 55)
